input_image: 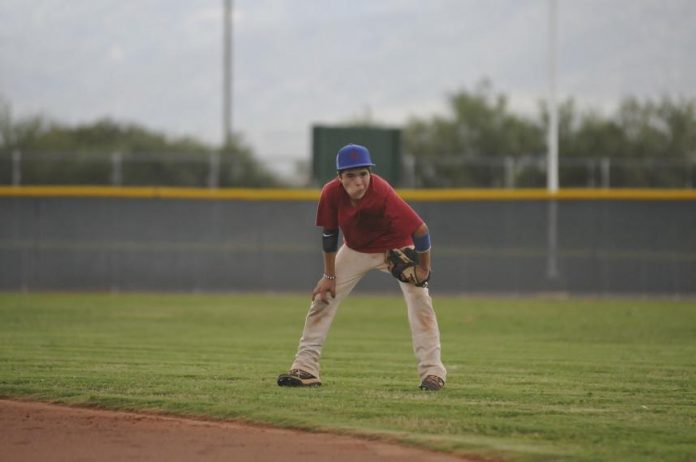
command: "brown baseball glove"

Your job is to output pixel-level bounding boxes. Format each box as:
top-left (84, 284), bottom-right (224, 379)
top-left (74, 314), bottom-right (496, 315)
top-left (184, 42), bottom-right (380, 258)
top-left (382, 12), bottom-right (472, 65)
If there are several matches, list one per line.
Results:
top-left (386, 247), bottom-right (430, 287)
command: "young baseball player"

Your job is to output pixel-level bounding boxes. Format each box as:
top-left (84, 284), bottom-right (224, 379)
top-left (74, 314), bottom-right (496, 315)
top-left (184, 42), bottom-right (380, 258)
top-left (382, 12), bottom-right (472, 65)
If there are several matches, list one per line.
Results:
top-left (277, 144), bottom-right (447, 391)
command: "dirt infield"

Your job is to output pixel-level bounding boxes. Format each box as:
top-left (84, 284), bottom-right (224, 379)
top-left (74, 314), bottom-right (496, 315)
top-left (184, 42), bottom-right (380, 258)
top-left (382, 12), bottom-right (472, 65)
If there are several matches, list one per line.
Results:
top-left (1, 399), bottom-right (478, 462)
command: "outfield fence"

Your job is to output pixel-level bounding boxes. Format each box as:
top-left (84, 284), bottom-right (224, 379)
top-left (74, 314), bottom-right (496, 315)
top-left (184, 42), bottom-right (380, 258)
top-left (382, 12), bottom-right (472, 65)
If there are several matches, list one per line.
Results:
top-left (2, 150), bottom-right (696, 189)
top-left (1, 187), bottom-right (694, 296)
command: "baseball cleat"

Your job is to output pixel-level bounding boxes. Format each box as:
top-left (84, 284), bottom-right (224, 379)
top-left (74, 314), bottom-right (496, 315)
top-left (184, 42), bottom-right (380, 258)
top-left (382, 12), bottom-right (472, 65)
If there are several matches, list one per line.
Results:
top-left (419, 375), bottom-right (445, 391)
top-left (277, 369), bottom-right (321, 387)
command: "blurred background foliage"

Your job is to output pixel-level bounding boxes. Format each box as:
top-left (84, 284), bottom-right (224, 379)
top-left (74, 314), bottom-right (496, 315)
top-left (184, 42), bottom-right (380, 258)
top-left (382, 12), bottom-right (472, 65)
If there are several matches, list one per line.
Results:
top-left (2, 81), bottom-right (695, 188)
top-left (404, 80), bottom-right (696, 188)
top-left (0, 99), bottom-right (281, 187)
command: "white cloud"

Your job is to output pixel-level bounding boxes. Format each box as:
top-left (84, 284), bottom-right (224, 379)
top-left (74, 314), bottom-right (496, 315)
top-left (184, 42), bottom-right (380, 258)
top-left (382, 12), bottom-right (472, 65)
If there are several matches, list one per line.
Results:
top-left (108, 44), bottom-right (125, 62)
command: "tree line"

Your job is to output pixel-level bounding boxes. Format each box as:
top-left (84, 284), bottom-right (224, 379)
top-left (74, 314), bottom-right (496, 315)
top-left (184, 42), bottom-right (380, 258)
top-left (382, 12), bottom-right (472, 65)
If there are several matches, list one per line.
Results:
top-left (404, 80), bottom-right (696, 187)
top-left (0, 98), bottom-right (280, 187)
top-left (2, 82), bottom-right (695, 188)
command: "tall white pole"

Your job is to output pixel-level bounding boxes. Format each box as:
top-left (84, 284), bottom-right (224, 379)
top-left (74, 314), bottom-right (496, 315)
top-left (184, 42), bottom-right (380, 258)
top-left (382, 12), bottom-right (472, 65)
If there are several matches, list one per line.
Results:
top-left (546, 0), bottom-right (560, 281)
top-left (547, 0), bottom-right (559, 192)
top-left (223, 0), bottom-right (233, 148)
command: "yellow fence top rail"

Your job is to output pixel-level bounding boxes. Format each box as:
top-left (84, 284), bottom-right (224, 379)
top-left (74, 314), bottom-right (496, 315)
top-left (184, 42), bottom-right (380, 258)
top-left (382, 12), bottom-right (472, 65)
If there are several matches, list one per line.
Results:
top-left (1, 186), bottom-right (696, 201)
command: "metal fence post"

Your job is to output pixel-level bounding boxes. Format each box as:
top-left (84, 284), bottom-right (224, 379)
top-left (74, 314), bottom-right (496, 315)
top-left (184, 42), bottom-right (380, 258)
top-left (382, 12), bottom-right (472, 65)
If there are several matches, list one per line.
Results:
top-left (111, 151), bottom-right (122, 186)
top-left (600, 158), bottom-right (611, 189)
top-left (504, 156), bottom-right (515, 189)
top-left (208, 151), bottom-right (220, 188)
top-left (401, 153), bottom-right (416, 188)
top-left (12, 149), bottom-right (21, 186)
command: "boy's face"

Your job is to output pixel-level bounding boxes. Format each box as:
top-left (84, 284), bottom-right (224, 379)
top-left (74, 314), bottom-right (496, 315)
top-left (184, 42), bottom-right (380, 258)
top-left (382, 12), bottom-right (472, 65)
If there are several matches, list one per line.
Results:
top-left (338, 168), bottom-right (371, 201)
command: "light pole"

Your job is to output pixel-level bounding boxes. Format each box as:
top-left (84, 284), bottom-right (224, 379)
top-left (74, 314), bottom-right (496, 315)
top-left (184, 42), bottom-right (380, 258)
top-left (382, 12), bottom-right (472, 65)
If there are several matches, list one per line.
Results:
top-left (546, 0), bottom-right (560, 281)
top-left (223, 0), bottom-right (233, 148)
top-left (547, 0), bottom-right (559, 193)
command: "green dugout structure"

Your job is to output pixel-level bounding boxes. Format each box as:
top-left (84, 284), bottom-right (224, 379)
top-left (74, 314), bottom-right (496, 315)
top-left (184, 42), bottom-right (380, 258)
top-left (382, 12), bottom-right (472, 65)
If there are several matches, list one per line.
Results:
top-left (1, 187), bottom-right (694, 296)
top-left (312, 125), bottom-right (401, 186)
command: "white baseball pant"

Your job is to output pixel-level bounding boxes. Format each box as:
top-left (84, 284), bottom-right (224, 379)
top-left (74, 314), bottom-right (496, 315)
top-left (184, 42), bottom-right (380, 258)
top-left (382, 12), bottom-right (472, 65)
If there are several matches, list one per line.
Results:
top-left (291, 244), bottom-right (447, 382)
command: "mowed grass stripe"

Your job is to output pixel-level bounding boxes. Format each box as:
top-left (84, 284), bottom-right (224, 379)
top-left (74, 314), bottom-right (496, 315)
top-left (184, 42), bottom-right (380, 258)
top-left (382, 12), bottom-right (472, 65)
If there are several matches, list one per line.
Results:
top-left (0, 292), bottom-right (694, 462)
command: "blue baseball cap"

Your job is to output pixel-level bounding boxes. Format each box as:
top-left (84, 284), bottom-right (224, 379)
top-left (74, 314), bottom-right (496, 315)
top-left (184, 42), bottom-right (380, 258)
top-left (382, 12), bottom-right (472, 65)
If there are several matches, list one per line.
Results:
top-left (336, 144), bottom-right (376, 171)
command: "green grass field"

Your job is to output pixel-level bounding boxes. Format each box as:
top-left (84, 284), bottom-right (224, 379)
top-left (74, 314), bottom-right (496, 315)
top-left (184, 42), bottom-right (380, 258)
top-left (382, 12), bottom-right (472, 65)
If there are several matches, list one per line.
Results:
top-left (0, 292), bottom-right (694, 461)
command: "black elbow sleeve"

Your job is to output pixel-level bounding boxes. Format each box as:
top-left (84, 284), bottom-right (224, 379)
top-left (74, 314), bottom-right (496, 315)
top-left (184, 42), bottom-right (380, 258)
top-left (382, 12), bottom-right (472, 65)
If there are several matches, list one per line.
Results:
top-left (322, 228), bottom-right (339, 253)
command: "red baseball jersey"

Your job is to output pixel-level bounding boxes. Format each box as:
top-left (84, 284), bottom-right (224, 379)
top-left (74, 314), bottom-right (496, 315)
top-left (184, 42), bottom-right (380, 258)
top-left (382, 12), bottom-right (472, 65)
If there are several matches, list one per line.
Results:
top-left (315, 174), bottom-right (424, 253)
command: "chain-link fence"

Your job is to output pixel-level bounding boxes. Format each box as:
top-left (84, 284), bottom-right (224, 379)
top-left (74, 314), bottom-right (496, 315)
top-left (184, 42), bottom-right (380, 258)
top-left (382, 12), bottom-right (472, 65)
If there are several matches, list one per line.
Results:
top-left (0, 151), bottom-right (311, 188)
top-left (1, 150), bottom-right (694, 188)
top-left (404, 155), bottom-right (696, 189)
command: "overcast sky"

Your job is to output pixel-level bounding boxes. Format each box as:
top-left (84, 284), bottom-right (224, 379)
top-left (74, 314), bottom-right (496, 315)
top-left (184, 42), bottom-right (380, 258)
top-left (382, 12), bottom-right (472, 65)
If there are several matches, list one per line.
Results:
top-left (1, 0), bottom-right (694, 165)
